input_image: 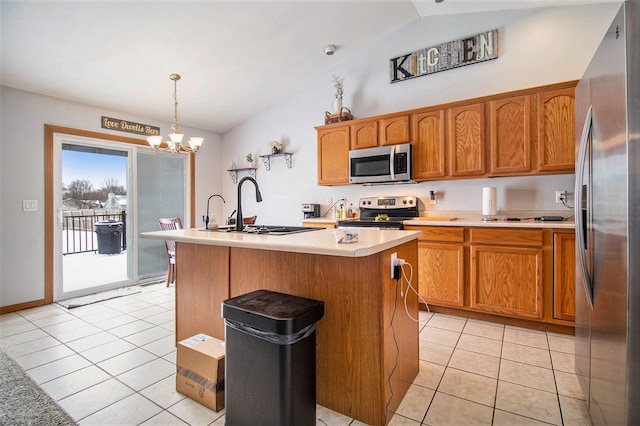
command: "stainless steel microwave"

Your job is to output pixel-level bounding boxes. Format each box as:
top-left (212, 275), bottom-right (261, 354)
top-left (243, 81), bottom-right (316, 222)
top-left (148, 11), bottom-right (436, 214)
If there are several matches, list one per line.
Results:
top-left (349, 143), bottom-right (411, 184)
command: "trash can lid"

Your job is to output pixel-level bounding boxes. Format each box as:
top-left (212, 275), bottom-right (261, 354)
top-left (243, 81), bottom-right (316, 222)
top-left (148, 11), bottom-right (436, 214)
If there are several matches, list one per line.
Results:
top-left (222, 289), bottom-right (324, 335)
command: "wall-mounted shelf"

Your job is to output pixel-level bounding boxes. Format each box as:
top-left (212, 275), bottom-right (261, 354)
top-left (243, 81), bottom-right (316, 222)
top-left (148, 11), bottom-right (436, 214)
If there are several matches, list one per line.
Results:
top-left (259, 152), bottom-right (293, 171)
top-left (227, 167), bottom-right (256, 183)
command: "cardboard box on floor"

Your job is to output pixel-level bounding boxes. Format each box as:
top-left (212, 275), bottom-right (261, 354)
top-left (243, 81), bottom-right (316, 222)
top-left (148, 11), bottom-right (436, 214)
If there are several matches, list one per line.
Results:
top-left (176, 334), bottom-right (225, 411)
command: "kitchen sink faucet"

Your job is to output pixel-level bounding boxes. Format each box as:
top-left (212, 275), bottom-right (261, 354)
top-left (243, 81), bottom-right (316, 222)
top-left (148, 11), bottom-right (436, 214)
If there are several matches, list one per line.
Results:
top-left (236, 177), bottom-right (263, 231)
top-left (205, 194), bottom-right (225, 230)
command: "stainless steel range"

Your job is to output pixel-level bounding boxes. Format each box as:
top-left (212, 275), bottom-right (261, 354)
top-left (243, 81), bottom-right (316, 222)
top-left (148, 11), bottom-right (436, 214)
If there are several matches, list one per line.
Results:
top-left (337, 196), bottom-right (419, 230)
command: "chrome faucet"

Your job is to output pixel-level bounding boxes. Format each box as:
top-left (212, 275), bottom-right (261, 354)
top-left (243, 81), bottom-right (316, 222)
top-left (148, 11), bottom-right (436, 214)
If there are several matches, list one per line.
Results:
top-left (204, 194), bottom-right (225, 230)
top-left (236, 177), bottom-right (262, 231)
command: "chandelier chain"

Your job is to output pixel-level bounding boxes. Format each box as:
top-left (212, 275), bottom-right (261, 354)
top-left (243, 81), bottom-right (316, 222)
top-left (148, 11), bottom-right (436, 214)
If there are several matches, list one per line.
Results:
top-left (172, 74), bottom-right (180, 134)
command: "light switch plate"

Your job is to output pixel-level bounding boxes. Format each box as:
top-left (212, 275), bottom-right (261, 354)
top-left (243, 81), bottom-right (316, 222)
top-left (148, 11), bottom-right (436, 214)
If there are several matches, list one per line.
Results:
top-left (22, 200), bottom-right (38, 212)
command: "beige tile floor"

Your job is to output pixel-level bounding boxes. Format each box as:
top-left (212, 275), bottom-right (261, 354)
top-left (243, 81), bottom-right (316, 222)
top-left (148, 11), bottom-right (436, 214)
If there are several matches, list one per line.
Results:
top-left (0, 283), bottom-right (591, 425)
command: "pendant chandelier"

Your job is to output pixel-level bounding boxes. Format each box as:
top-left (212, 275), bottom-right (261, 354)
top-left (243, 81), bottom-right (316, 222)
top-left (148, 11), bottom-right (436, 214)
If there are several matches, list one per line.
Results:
top-left (147, 73), bottom-right (203, 154)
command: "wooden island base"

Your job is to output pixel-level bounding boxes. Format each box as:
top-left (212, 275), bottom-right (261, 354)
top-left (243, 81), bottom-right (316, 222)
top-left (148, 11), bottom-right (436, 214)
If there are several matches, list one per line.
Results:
top-left (175, 239), bottom-right (419, 426)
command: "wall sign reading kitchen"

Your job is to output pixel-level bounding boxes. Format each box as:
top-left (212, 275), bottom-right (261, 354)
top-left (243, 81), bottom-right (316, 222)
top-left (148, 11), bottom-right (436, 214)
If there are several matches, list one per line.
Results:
top-left (389, 29), bottom-right (498, 83)
top-left (101, 116), bottom-right (160, 136)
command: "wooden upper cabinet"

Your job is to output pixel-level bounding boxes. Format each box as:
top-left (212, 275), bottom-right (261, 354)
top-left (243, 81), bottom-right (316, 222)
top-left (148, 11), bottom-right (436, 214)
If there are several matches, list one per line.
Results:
top-left (537, 88), bottom-right (575, 172)
top-left (350, 120), bottom-right (378, 150)
top-left (447, 103), bottom-right (486, 177)
top-left (315, 81), bottom-right (577, 186)
top-left (317, 126), bottom-right (350, 185)
top-left (411, 110), bottom-right (446, 180)
top-left (489, 95), bottom-right (531, 175)
top-left (379, 115), bottom-right (409, 146)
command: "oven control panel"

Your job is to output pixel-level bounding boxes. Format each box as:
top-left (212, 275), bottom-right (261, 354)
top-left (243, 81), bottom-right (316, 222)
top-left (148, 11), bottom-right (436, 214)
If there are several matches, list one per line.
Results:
top-left (359, 196), bottom-right (417, 209)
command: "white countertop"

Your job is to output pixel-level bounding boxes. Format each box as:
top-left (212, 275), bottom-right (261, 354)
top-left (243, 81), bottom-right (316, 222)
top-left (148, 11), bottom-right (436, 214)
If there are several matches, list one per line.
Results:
top-left (404, 217), bottom-right (575, 229)
top-left (141, 228), bottom-right (421, 257)
top-left (311, 211), bottom-right (575, 230)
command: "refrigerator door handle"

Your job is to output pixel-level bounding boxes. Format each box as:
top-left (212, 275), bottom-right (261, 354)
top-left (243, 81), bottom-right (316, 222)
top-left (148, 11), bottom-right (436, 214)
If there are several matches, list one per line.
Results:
top-left (576, 105), bottom-right (593, 308)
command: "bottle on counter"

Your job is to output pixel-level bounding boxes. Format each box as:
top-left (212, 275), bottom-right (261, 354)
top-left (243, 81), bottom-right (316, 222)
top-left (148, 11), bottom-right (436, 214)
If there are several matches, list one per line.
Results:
top-left (347, 203), bottom-right (354, 218)
top-left (207, 215), bottom-right (219, 230)
top-left (338, 204), bottom-right (345, 219)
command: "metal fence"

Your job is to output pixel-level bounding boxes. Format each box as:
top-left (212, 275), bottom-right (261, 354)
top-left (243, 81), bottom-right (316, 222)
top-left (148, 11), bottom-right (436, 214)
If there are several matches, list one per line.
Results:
top-left (62, 210), bottom-right (127, 255)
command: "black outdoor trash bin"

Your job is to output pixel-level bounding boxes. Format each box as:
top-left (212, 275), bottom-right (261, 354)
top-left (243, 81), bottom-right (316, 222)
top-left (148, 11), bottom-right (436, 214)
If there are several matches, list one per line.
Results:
top-left (94, 220), bottom-right (123, 254)
top-left (222, 289), bottom-right (324, 426)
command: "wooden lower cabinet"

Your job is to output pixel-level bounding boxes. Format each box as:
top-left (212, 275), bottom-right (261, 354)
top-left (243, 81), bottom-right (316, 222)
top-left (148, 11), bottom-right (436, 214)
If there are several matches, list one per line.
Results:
top-left (406, 226), bottom-right (465, 307)
top-left (553, 232), bottom-right (576, 321)
top-left (470, 244), bottom-right (543, 319)
top-left (407, 225), bottom-right (575, 329)
top-left (417, 242), bottom-right (464, 307)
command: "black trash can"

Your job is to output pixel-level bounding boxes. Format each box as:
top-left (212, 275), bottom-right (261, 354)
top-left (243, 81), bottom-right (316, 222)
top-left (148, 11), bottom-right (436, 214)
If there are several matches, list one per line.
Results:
top-left (94, 220), bottom-right (123, 254)
top-left (222, 289), bottom-right (324, 426)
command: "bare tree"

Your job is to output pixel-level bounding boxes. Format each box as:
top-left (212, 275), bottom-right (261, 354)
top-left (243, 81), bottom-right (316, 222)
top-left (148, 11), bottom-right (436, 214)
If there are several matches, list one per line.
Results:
top-left (66, 179), bottom-right (94, 208)
top-left (102, 177), bottom-right (126, 195)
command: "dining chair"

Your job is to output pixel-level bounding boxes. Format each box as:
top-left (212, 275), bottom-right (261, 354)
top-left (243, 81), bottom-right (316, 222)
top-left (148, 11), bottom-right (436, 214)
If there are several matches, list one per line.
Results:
top-left (243, 215), bottom-right (257, 225)
top-left (157, 217), bottom-right (183, 287)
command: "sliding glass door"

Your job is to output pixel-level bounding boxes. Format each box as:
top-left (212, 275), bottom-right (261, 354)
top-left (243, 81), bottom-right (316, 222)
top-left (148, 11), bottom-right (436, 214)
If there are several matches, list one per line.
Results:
top-left (53, 132), bottom-right (189, 301)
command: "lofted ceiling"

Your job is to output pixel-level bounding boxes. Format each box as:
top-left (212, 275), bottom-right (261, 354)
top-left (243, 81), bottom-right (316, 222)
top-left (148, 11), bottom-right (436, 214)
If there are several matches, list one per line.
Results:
top-left (0, 0), bottom-right (620, 134)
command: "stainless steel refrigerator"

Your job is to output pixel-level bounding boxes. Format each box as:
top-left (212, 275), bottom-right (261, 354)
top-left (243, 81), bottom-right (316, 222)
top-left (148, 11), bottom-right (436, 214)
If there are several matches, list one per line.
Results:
top-left (575, 1), bottom-right (640, 424)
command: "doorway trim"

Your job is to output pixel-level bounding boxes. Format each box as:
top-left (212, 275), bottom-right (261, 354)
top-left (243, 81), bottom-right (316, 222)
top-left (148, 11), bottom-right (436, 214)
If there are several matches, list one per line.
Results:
top-left (44, 124), bottom-right (196, 304)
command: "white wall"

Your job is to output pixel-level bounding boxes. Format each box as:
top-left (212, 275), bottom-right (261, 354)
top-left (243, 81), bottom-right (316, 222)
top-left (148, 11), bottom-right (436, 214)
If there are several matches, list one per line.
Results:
top-left (0, 87), bottom-right (221, 307)
top-left (219, 3), bottom-right (619, 225)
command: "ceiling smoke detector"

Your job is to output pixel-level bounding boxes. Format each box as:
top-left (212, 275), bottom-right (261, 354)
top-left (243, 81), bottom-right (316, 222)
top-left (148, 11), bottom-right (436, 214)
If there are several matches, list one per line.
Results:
top-left (325, 45), bottom-right (336, 55)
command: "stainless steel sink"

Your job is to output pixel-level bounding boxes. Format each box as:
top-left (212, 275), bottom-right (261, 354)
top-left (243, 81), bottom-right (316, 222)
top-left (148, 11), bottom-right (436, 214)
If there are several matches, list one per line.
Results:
top-left (203, 225), bottom-right (321, 235)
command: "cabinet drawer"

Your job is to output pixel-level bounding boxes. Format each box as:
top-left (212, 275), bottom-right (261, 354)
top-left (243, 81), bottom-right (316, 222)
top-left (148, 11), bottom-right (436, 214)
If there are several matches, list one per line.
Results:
top-left (406, 226), bottom-right (464, 243)
top-left (470, 228), bottom-right (543, 247)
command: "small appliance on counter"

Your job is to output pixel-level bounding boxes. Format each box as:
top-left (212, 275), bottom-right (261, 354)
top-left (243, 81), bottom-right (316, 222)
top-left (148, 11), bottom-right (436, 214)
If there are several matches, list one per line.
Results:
top-left (301, 203), bottom-right (320, 218)
top-left (337, 196), bottom-right (418, 230)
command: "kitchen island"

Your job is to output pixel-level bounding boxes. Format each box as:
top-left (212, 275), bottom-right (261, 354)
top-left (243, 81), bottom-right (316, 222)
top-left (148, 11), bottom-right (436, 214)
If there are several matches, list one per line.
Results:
top-left (141, 227), bottom-right (421, 426)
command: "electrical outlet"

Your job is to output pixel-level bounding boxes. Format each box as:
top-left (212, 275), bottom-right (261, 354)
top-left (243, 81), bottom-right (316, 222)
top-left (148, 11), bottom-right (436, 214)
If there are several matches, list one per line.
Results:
top-left (390, 252), bottom-right (397, 279)
top-left (555, 190), bottom-right (567, 204)
top-left (327, 196), bottom-right (332, 206)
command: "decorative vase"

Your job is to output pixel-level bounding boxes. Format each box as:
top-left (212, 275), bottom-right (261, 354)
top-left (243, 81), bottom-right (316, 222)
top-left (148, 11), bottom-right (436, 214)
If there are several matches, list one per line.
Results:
top-left (332, 97), bottom-right (343, 114)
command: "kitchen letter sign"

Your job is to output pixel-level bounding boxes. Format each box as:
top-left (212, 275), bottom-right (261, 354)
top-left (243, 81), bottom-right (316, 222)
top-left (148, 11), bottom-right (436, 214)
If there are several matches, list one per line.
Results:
top-left (390, 29), bottom-right (498, 83)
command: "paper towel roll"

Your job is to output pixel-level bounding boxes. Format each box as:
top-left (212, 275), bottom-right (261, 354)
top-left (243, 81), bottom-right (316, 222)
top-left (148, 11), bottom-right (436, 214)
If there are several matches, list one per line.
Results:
top-left (482, 187), bottom-right (497, 216)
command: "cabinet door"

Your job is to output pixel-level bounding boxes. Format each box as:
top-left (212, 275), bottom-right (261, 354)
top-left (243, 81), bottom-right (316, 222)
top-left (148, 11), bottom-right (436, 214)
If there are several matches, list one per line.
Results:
top-left (317, 126), bottom-right (349, 185)
top-left (350, 120), bottom-right (378, 149)
top-left (470, 245), bottom-right (543, 319)
top-left (417, 242), bottom-right (465, 307)
top-left (553, 232), bottom-right (576, 321)
top-left (490, 95), bottom-right (531, 175)
top-left (411, 110), bottom-right (446, 180)
top-left (537, 88), bottom-right (575, 172)
top-left (379, 115), bottom-right (409, 146)
top-left (447, 103), bottom-right (485, 177)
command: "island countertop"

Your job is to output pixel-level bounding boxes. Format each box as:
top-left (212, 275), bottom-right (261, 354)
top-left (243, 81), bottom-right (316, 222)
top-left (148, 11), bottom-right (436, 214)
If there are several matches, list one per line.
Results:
top-left (141, 228), bottom-right (421, 257)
